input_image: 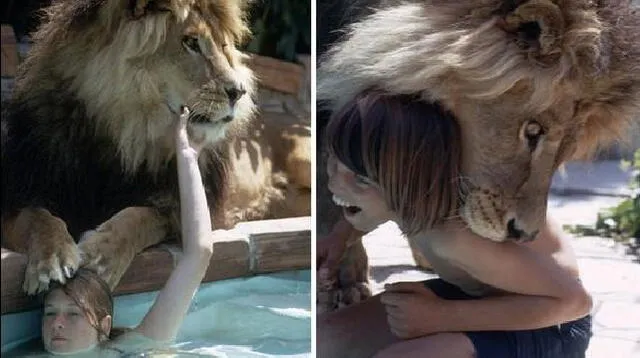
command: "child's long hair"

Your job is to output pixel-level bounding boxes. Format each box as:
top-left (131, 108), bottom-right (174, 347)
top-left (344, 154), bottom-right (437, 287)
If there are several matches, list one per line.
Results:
top-left (325, 90), bottom-right (462, 235)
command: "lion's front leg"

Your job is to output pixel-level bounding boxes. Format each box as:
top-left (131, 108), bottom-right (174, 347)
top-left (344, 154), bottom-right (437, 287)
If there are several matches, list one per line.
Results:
top-left (1, 208), bottom-right (81, 295)
top-left (335, 236), bottom-right (371, 309)
top-left (317, 222), bottom-right (372, 314)
top-left (79, 206), bottom-right (172, 290)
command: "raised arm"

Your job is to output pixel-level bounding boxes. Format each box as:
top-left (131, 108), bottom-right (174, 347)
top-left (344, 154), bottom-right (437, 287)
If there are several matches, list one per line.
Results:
top-left (134, 106), bottom-right (217, 341)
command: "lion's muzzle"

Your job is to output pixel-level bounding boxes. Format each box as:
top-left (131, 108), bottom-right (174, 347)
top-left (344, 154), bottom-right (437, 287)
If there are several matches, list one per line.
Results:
top-left (506, 218), bottom-right (539, 242)
top-left (461, 188), bottom-right (544, 243)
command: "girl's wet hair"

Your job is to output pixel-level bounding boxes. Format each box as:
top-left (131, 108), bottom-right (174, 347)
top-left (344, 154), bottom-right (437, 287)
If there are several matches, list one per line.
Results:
top-left (44, 268), bottom-right (114, 340)
top-left (325, 90), bottom-right (462, 235)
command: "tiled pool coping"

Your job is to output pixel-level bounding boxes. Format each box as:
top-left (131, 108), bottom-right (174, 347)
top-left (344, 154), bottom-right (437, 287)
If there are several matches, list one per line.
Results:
top-left (1, 216), bottom-right (311, 315)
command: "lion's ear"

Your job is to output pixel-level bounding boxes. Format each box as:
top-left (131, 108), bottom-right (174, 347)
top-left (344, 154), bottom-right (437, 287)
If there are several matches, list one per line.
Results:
top-left (498, 0), bottom-right (565, 66)
top-left (129, 0), bottom-right (174, 19)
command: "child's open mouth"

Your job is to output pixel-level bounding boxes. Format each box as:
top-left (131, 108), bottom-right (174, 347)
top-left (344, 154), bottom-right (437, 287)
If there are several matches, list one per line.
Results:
top-left (332, 195), bottom-right (362, 215)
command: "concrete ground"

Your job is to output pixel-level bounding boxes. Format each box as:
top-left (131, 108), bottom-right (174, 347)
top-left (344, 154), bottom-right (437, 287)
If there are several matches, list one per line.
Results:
top-left (363, 160), bottom-right (640, 358)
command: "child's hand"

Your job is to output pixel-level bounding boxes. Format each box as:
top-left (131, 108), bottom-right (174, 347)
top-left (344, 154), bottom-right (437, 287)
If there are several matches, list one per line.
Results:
top-left (380, 281), bottom-right (442, 339)
top-left (175, 106), bottom-right (206, 154)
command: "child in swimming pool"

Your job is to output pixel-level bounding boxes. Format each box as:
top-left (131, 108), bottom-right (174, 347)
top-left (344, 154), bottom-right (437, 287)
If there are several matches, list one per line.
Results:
top-left (317, 91), bottom-right (592, 358)
top-left (39, 106), bottom-right (228, 356)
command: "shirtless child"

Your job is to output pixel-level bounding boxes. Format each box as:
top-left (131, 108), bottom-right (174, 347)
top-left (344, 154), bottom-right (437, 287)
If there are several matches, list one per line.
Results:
top-left (317, 91), bottom-right (592, 358)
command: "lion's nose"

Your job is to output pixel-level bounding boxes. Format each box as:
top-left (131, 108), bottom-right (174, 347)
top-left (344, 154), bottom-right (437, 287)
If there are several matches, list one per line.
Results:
top-left (506, 218), bottom-right (539, 242)
top-left (225, 86), bottom-right (246, 106)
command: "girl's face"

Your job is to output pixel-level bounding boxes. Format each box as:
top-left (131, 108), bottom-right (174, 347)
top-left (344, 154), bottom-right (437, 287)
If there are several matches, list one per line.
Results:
top-left (327, 154), bottom-right (396, 232)
top-left (42, 289), bottom-right (101, 354)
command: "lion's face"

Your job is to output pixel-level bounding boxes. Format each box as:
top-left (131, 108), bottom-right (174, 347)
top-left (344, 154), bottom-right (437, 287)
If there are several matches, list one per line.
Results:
top-left (162, 5), bottom-right (254, 144)
top-left (454, 95), bottom-right (579, 242)
top-left (15, 0), bottom-right (256, 172)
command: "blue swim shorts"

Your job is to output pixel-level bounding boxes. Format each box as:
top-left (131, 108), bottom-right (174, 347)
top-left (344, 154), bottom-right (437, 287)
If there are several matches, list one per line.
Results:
top-left (423, 278), bottom-right (592, 358)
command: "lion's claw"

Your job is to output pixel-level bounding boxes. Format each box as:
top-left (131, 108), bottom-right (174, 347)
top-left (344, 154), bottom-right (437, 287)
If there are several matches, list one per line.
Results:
top-left (23, 238), bottom-right (81, 295)
top-left (63, 266), bottom-right (75, 279)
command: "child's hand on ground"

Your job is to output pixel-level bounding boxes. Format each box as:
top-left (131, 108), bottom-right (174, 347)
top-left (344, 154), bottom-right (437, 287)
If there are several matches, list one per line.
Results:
top-left (381, 281), bottom-right (443, 339)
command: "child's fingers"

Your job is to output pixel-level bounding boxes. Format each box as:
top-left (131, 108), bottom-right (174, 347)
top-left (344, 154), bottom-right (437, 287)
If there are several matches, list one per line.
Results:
top-left (175, 105), bottom-right (207, 152)
top-left (175, 105), bottom-right (191, 147)
top-left (178, 105), bottom-right (190, 128)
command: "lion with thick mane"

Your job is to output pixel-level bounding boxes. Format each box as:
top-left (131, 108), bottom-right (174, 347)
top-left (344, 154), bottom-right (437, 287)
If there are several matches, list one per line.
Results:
top-left (317, 0), bottom-right (640, 312)
top-left (1, 0), bottom-right (310, 295)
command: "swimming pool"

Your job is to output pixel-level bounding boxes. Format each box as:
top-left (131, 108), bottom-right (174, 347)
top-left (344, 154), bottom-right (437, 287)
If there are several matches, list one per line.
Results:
top-left (1, 269), bottom-right (311, 357)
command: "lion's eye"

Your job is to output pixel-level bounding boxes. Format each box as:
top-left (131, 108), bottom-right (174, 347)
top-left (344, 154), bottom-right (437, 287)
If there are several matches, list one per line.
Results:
top-left (523, 120), bottom-right (545, 152)
top-left (182, 36), bottom-right (201, 54)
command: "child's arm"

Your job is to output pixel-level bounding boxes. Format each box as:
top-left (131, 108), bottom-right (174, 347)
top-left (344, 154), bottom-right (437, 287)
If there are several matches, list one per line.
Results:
top-left (383, 219), bottom-right (592, 337)
top-left (134, 106), bottom-right (220, 341)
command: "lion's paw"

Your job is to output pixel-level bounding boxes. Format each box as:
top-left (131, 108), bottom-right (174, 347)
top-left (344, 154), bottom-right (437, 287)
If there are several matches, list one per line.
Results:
top-left (336, 282), bottom-right (371, 309)
top-left (79, 231), bottom-right (134, 290)
top-left (317, 282), bottom-right (372, 314)
top-left (23, 231), bottom-right (81, 295)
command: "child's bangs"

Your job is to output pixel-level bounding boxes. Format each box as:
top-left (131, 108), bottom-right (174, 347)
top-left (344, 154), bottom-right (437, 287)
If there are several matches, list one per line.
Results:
top-left (325, 100), bottom-right (369, 178)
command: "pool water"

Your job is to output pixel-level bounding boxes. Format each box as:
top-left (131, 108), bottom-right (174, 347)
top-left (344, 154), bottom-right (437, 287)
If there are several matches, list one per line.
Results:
top-left (2, 270), bottom-right (311, 357)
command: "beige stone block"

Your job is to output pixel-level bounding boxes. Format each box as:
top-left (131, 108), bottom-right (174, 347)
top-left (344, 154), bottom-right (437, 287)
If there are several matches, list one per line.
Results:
top-left (234, 217), bottom-right (311, 273)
